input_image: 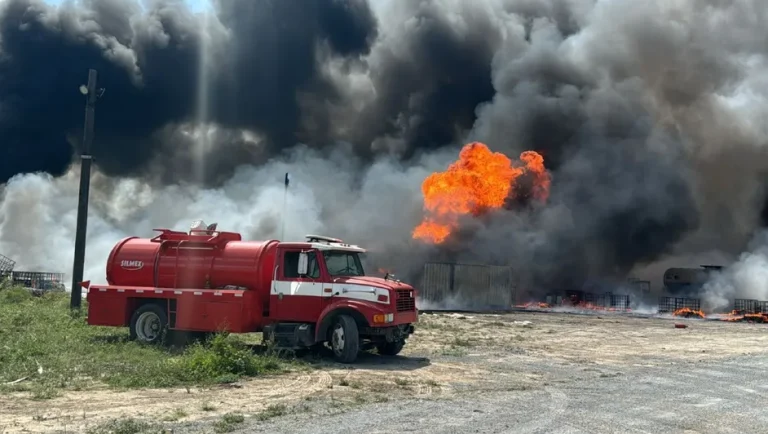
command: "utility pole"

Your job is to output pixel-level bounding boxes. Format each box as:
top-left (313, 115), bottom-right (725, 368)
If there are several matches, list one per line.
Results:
top-left (70, 69), bottom-right (100, 310)
top-left (281, 172), bottom-right (289, 241)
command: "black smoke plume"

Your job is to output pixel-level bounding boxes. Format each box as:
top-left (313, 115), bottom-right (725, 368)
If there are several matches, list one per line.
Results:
top-left (0, 0), bottom-right (766, 301)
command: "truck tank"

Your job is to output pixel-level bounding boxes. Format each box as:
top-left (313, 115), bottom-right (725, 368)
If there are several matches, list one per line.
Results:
top-left (106, 229), bottom-right (279, 308)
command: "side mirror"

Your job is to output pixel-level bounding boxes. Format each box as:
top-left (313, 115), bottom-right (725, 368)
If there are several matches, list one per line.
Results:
top-left (297, 252), bottom-right (309, 275)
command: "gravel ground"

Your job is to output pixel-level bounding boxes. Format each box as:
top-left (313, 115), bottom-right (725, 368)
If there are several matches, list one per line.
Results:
top-left (169, 311), bottom-right (768, 434)
top-left (283, 357), bottom-right (768, 433)
top-left (7, 311), bottom-right (768, 433)
top-left (170, 354), bottom-right (768, 434)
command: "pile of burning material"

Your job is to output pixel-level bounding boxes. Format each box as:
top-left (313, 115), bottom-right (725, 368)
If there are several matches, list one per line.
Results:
top-left (514, 291), bottom-right (632, 313)
top-left (658, 296), bottom-right (701, 314)
top-left (563, 290), bottom-right (632, 312)
top-left (672, 307), bottom-right (706, 319)
top-left (707, 299), bottom-right (768, 323)
top-left (714, 311), bottom-right (768, 323)
top-left (732, 298), bottom-right (768, 315)
top-left (667, 298), bottom-right (768, 323)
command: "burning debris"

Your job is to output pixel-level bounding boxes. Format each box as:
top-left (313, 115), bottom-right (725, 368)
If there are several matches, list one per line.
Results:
top-left (662, 297), bottom-right (768, 323)
top-left (412, 142), bottom-right (550, 244)
top-left (672, 307), bottom-right (705, 319)
top-left (512, 291), bottom-right (768, 324)
top-left (708, 298), bottom-right (768, 323)
top-left (658, 297), bottom-right (701, 314)
top-left (514, 291), bottom-right (633, 313)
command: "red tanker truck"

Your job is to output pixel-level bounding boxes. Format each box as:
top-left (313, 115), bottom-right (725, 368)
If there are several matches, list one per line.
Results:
top-left (81, 221), bottom-right (418, 363)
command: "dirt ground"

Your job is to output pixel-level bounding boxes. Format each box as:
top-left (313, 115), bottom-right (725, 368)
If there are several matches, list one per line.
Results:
top-left (3, 311), bottom-right (768, 433)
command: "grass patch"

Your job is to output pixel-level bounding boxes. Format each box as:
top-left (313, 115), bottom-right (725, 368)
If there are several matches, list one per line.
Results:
top-left (0, 290), bottom-right (296, 395)
top-left (213, 413), bottom-right (245, 433)
top-left (86, 417), bottom-right (162, 434)
top-left (440, 346), bottom-right (469, 357)
top-left (161, 408), bottom-right (188, 422)
top-left (416, 320), bottom-right (444, 330)
top-left (256, 403), bottom-right (288, 421)
top-left (451, 337), bottom-right (475, 347)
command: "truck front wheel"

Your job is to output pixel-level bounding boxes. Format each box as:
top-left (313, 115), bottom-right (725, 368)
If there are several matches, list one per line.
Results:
top-left (129, 303), bottom-right (169, 345)
top-left (330, 315), bottom-right (360, 363)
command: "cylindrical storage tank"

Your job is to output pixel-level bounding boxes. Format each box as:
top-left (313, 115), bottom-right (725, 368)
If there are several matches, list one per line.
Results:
top-left (107, 237), bottom-right (279, 302)
top-left (663, 267), bottom-right (709, 294)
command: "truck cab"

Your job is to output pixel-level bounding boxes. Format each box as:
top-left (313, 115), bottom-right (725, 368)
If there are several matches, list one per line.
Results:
top-left (267, 235), bottom-right (417, 362)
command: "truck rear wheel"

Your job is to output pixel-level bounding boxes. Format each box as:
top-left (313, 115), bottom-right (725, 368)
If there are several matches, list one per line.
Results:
top-left (330, 315), bottom-right (359, 363)
top-left (376, 339), bottom-right (405, 356)
top-left (129, 304), bottom-right (169, 345)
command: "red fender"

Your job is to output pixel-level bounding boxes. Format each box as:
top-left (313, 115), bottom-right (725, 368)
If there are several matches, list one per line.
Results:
top-left (315, 298), bottom-right (387, 341)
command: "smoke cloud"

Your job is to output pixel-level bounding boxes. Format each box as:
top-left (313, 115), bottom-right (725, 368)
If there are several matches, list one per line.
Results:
top-left (1, 0), bottom-right (767, 301)
top-left (701, 231), bottom-right (768, 312)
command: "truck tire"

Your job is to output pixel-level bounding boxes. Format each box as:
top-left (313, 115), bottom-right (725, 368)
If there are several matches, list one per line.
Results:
top-left (129, 303), bottom-right (169, 345)
top-left (376, 339), bottom-right (405, 356)
top-left (329, 315), bottom-right (360, 363)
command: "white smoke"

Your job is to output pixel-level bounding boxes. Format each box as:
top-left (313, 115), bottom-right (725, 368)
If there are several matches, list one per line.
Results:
top-left (3, 0), bottom-right (768, 303)
top-left (0, 142), bottom-right (456, 289)
top-left (701, 231), bottom-right (768, 312)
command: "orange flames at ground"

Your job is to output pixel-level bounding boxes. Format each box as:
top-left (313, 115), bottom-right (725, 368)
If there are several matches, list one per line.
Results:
top-left (412, 142), bottom-right (550, 244)
top-left (513, 301), bottom-right (768, 323)
top-left (716, 310), bottom-right (768, 323)
top-left (672, 308), bottom-right (706, 319)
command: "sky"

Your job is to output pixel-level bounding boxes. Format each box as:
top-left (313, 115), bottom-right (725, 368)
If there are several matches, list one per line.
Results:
top-left (40, 0), bottom-right (211, 12)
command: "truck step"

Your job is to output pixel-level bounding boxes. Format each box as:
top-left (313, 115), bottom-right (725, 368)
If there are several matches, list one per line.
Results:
top-left (264, 322), bottom-right (315, 349)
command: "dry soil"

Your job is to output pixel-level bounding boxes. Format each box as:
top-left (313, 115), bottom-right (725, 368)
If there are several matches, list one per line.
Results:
top-left (3, 311), bottom-right (768, 433)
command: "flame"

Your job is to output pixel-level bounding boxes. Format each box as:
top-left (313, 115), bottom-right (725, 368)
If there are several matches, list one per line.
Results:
top-left (714, 310), bottom-right (768, 323)
top-left (513, 300), bottom-right (631, 312)
top-left (412, 142), bottom-right (550, 244)
top-left (672, 307), bottom-right (706, 319)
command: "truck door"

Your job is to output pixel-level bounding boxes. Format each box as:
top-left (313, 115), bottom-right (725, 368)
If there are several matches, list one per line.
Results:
top-left (272, 249), bottom-right (323, 322)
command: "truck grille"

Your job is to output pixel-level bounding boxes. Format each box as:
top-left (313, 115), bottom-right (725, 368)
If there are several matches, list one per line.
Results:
top-left (396, 289), bottom-right (416, 312)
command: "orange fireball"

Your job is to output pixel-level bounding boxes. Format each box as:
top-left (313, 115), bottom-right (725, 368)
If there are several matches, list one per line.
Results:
top-left (412, 142), bottom-right (550, 244)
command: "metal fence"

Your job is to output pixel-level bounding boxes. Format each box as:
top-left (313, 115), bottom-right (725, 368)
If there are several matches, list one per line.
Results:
top-left (8, 271), bottom-right (66, 291)
top-left (607, 294), bottom-right (631, 310)
top-left (571, 292), bottom-right (631, 309)
top-left (0, 253), bottom-right (15, 277)
top-left (420, 262), bottom-right (516, 310)
top-left (733, 299), bottom-right (768, 314)
top-left (658, 297), bottom-right (701, 313)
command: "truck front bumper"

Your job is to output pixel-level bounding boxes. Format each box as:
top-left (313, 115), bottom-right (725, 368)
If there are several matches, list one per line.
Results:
top-left (395, 310), bottom-right (418, 324)
top-left (362, 323), bottom-right (415, 342)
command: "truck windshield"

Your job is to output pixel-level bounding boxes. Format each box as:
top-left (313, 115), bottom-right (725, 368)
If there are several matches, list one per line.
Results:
top-left (323, 251), bottom-right (365, 277)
